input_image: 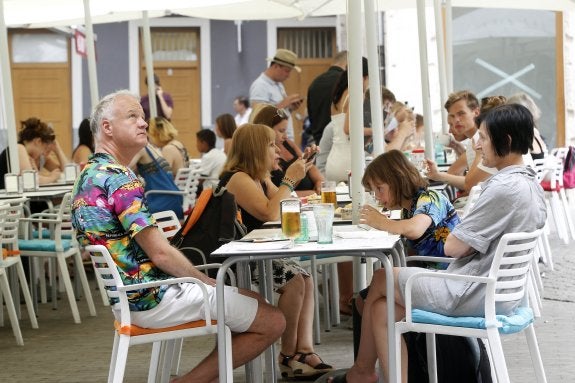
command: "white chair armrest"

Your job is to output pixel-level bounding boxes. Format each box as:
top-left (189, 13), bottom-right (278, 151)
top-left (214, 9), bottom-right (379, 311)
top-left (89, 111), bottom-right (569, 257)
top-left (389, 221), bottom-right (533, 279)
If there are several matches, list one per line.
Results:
top-left (20, 217), bottom-right (61, 225)
top-left (145, 190), bottom-right (187, 197)
top-left (405, 255), bottom-right (455, 264)
top-left (117, 276), bottom-right (204, 292)
top-left (29, 212), bottom-right (59, 219)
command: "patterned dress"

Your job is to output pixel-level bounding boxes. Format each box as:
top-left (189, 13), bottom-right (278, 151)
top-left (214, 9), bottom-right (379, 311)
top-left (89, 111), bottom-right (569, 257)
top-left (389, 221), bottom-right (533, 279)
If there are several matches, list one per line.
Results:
top-left (219, 171), bottom-right (309, 291)
top-left (71, 152), bottom-right (170, 311)
top-left (402, 188), bottom-right (461, 268)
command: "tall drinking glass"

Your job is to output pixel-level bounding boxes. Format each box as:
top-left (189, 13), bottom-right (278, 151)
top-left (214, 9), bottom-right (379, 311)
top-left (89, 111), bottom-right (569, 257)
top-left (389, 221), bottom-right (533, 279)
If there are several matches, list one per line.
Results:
top-left (321, 181), bottom-right (337, 209)
top-left (313, 203), bottom-right (334, 244)
top-left (280, 198), bottom-right (301, 243)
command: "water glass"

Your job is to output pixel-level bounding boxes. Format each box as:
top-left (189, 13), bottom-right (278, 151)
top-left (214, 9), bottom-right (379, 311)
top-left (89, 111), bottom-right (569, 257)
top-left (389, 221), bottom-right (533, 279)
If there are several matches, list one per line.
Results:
top-left (321, 180), bottom-right (337, 208)
top-left (280, 198), bottom-right (301, 240)
top-left (313, 203), bottom-right (334, 244)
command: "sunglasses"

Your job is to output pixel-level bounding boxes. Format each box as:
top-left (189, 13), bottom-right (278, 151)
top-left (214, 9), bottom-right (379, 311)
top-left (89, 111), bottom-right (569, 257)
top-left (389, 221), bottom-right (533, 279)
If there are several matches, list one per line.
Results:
top-left (271, 108), bottom-right (289, 126)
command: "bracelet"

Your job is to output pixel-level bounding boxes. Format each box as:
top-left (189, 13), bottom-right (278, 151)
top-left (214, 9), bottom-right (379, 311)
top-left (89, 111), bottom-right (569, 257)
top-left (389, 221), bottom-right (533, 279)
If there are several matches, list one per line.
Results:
top-left (282, 176), bottom-right (296, 188)
top-left (280, 181), bottom-right (294, 192)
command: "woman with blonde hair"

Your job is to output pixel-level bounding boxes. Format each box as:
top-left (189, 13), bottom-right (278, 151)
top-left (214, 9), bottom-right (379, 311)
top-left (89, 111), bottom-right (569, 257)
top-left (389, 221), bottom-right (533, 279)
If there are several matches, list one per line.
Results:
top-left (219, 124), bottom-right (333, 379)
top-left (147, 117), bottom-right (189, 175)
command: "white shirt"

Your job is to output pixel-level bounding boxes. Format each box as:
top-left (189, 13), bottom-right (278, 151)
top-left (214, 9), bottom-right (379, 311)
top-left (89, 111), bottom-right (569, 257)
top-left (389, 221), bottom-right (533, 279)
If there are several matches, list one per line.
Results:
top-left (199, 148), bottom-right (227, 189)
top-left (249, 72), bottom-right (295, 140)
top-left (234, 107), bottom-right (252, 127)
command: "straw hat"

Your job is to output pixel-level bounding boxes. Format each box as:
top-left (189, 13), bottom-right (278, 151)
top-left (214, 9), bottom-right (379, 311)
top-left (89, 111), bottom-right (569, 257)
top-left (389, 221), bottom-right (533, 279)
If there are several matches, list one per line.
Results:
top-left (267, 48), bottom-right (301, 73)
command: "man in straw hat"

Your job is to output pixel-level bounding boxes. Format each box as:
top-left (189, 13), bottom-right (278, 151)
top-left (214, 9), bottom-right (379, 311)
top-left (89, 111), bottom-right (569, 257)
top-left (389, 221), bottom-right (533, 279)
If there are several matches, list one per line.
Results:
top-left (249, 48), bottom-right (303, 140)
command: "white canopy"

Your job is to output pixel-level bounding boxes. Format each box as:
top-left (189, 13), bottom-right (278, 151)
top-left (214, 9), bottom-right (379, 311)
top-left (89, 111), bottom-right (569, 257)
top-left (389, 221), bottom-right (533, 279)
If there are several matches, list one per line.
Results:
top-left (3, 0), bottom-right (574, 27)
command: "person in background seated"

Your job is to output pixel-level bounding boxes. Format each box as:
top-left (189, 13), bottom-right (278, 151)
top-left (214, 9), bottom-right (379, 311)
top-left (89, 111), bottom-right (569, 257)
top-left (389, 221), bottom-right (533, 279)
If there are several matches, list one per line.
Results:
top-left (401, 114), bottom-right (425, 152)
top-left (252, 104), bottom-right (323, 196)
top-left (147, 117), bottom-right (189, 176)
top-left (382, 102), bottom-right (416, 151)
top-left (328, 103), bottom-right (547, 383)
top-left (71, 90), bottom-right (284, 383)
top-left (72, 118), bottom-right (94, 167)
top-left (196, 129), bottom-right (226, 190)
top-left (215, 113), bottom-right (237, 155)
top-left (507, 92), bottom-right (547, 160)
top-left (219, 124), bottom-right (334, 379)
top-left (0, 117), bottom-right (68, 188)
top-left (425, 90), bottom-right (496, 197)
top-left (233, 95), bottom-right (252, 127)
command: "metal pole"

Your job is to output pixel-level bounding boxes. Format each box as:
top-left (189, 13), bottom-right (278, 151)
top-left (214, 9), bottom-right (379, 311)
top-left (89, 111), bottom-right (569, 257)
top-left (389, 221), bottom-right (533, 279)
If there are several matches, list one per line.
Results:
top-left (434, 0), bottom-right (449, 134)
top-left (445, 0), bottom-right (454, 93)
top-left (416, 0), bottom-right (435, 160)
top-left (142, 11), bottom-right (157, 119)
top-left (364, 0), bottom-right (384, 156)
top-left (83, 0), bottom-right (99, 108)
top-left (0, 0), bottom-right (19, 173)
top-left (347, 0), bottom-right (367, 317)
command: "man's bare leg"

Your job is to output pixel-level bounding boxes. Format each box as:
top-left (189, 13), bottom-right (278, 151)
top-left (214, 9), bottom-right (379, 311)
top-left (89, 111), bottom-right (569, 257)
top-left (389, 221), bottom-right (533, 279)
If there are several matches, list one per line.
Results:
top-left (172, 290), bottom-right (285, 383)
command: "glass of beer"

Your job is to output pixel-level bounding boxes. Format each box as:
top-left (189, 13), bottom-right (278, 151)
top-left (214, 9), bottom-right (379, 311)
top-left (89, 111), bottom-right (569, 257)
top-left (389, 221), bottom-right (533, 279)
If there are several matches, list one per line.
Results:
top-left (280, 198), bottom-right (302, 242)
top-left (321, 181), bottom-right (337, 208)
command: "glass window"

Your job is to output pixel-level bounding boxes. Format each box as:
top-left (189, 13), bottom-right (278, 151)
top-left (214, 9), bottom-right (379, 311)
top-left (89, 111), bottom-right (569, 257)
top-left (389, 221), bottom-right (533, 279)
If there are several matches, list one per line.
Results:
top-left (150, 29), bottom-right (198, 61)
top-left (278, 27), bottom-right (335, 59)
top-left (12, 33), bottom-right (67, 63)
top-left (452, 8), bottom-right (556, 147)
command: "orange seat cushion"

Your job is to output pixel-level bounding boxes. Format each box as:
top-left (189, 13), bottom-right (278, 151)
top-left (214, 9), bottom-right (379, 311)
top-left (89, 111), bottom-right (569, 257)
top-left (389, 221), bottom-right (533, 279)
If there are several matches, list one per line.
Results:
top-left (114, 319), bottom-right (217, 336)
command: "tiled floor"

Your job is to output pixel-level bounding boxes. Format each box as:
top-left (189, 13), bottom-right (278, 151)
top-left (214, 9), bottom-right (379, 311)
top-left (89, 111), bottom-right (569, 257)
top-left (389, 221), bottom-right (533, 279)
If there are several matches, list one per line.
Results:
top-left (1, 232), bottom-right (574, 382)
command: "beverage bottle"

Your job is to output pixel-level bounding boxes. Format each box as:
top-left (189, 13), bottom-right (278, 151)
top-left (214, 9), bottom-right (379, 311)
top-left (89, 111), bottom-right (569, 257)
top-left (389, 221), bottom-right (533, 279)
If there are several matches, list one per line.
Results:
top-left (295, 212), bottom-right (309, 243)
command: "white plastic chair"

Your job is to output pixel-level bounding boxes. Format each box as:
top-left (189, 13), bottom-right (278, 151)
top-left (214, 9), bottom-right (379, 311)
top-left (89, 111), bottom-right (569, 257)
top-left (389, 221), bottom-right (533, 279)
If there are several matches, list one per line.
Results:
top-left (533, 157), bottom-right (575, 244)
top-left (18, 192), bottom-right (96, 323)
top-left (0, 202), bottom-right (38, 345)
top-left (152, 210), bottom-right (182, 240)
top-left (86, 244), bottom-right (232, 383)
top-left (395, 230), bottom-right (546, 383)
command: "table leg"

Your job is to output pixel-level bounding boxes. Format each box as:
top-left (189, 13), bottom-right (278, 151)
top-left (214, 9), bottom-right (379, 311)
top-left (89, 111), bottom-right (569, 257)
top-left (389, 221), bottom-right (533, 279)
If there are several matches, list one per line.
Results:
top-left (380, 254), bottom-right (396, 383)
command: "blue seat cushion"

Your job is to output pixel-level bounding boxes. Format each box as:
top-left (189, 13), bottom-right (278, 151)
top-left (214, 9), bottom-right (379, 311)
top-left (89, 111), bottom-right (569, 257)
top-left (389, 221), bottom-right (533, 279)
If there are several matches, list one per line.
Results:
top-left (18, 239), bottom-right (74, 252)
top-left (411, 306), bottom-right (534, 335)
top-left (32, 229), bottom-right (72, 240)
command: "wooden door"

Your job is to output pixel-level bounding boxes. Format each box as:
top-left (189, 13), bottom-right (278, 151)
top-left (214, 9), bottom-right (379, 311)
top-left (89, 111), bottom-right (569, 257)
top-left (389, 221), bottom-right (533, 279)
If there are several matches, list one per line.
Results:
top-left (10, 31), bottom-right (72, 157)
top-left (140, 28), bottom-right (201, 158)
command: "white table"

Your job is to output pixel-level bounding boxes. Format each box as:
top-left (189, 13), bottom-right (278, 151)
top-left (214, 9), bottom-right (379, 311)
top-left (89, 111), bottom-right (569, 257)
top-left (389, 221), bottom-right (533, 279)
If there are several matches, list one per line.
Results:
top-left (213, 225), bottom-right (402, 383)
top-left (0, 184), bottom-right (72, 200)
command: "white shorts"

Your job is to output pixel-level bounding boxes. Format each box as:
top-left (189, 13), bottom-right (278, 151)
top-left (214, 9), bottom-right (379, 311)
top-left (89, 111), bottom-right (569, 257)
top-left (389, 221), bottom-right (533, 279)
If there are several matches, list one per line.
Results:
top-left (118, 283), bottom-right (258, 333)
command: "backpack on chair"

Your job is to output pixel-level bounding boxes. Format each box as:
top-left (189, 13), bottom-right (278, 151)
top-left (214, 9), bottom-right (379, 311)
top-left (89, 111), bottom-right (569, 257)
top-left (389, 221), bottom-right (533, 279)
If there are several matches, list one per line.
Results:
top-left (170, 186), bottom-right (247, 276)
